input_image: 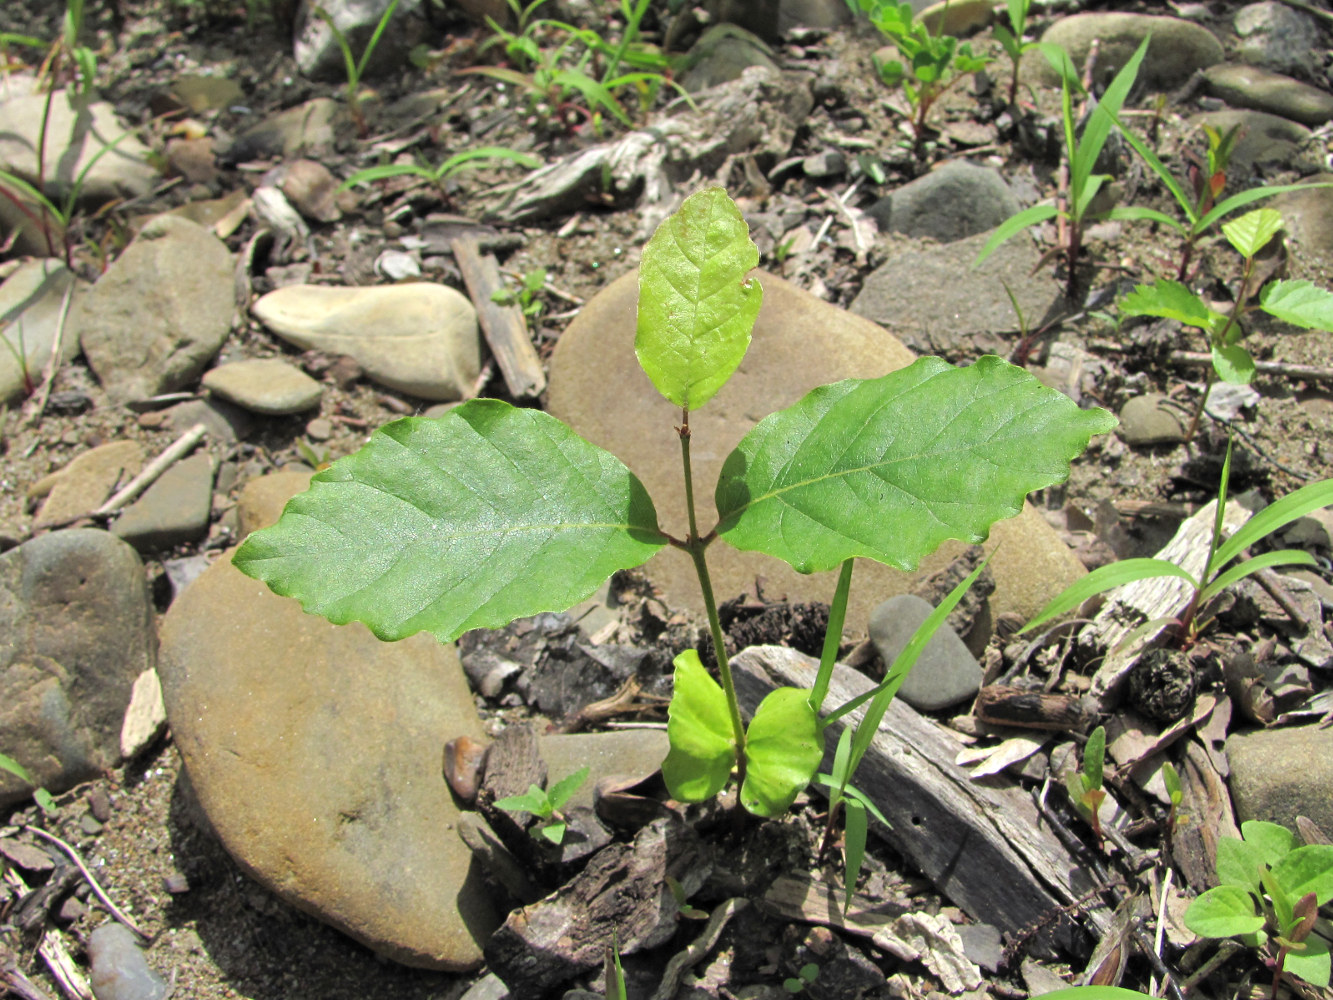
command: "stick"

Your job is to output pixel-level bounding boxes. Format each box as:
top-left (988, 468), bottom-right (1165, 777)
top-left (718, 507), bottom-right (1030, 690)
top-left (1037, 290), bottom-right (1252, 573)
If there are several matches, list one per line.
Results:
top-left (92, 422), bottom-right (207, 517)
top-left (25, 826), bottom-right (148, 939)
top-left (1169, 350), bottom-right (1333, 382)
top-left (648, 898), bottom-right (747, 1000)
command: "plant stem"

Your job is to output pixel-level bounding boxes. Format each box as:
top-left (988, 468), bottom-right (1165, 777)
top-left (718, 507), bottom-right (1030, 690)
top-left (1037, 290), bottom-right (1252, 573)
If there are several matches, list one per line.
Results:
top-left (678, 409), bottom-right (747, 782)
top-left (810, 558), bottom-right (853, 714)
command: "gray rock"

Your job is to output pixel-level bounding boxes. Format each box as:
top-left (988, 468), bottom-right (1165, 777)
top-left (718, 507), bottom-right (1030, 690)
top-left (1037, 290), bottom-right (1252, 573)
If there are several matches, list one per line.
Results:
top-left (0, 259), bottom-right (81, 404)
top-left (223, 98), bottom-right (347, 161)
top-left (1227, 724), bottom-right (1333, 834)
top-left (779, 0), bottom-right (852, 31)
top-left (0, 530), bottom-right (155, 807)
top-left (278, 159), bottom-right (346, 223)
top-left (1031, 14), bottom-right (1223, 91)
top-left (866, 161), bottom-right (1020, 244)
top-left (1203, 63), bottom-right (1333, 127)
top-left (167, 397), bottom-right (254, 444)
top-left (28, 441), bottom-right (144, 530)
top-left (157, 533), bottom-right (497, 968)
top-left (293, 0), bottom-right (426, 80)
top-left (869, 594), bottom-right (982, 711)
top-left (460, 974), bottom-right (512, 1000)
top-left (850, 228), bottom-right (1063, 357)
top-left (918, 0), bottom-right (991, 37)
top-left (74, 215), bottom-right (235, 404)
top-left (203, 358), bottom-right (324, 415)
top-left (1191, 110), bottom-right (1314, 175)
top-left (1235, 1), bottom-right (1318, 76)
top-left (87, 923), bottom-right (168, 1000)
top-left (539, 730), bottom-right (670, 811)
top-left (110, 453), bottom-right (214, 552)
top-left (680, 24), bottom-right (779, 93)
top-left (546, 268), bottom-right (1090, 632)
top-left (1272, 178), bottom-right (1333, 266)
top-left (1117, 393), bottom-right (1189, 446)
top-left (252, 283), bottom-right (481, 401)
top-left (170, 74), bottom-right (244, 114)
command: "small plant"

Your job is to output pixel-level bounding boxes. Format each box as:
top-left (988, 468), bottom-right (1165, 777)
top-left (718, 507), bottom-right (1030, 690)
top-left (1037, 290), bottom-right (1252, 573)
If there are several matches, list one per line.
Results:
top-left (338, 146), bottom-right (541, 199)
top-left (0, 0), bottom-right (97, 94)
top-left (0, 752), bottom-right (56, 813)
top-left (314, 0), bottom-right (401, 137)
top-left (296, 439), bottom-right (332, 470)
top-left (850, 0), bottom-right (990, 147)
top-left (992, 0), bottom-right (1038, 107)
top-left (976, 38), bottom-right (1149, 298)
top-left (492, 267), bottom-right (548, 319)
top-left (783, 962), bottom-right (820, 994)
top-left (1022, 437), bottom-right (1333, 645)
top-left (1119, 208), bottom-right (1333, 439)
top-left (1066, 724), bottom-right (1107, 851)
top-left (1162, 760), bottom-right (1183, 841)
top-left (604, 933), bottom-right (627, 1000)
top-left (1185, 820), bottom-right (1333, 996)
top-left (492, 764), bottom-right (590, 845)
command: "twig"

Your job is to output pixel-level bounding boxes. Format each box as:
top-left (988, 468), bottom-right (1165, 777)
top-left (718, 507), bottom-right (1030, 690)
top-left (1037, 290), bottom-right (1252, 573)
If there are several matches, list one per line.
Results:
top-left (1, 943), bottom-right (59, 1000)
top-left (1169, 350), bottom-right (1333, 383)
top-left (91, 422), bottom-right (207, 517)
top-left (816, 178), bottom-right (867, 263)
top-left (1151, 866), bottom-right (1173, 997)
top-left (24, 826), bottom-right (148, 939)
top-left (21, 278), bottom-right (75, 428)
top-left (4, 869), bottom-right (93, 1000)
top-left (648, 898), bottom-right (748, 1000)
top-left (1252, 567), bottom-right (1311, 629)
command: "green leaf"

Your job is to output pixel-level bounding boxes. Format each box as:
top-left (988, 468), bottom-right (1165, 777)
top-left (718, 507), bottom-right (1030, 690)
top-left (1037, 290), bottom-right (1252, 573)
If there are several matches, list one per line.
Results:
top-left (1210, 478), bottom-right (1333, 575)
top-left (1260, 280), bottom-right (1333, 331)
top-left (0, 752), bottom-right (54, 813)
top-left (338, 162), bottom-right (432, 191)
top-left (1211, 343), bottom-right (1255, 384)
top-left (1104, 205), bottom-right (1186, 230)
top-left (1273, 846), bottom-right (1333, 907)
top-left (546, 765), bottom-right (591, 811)
top-left (1081, 725), bottom-right (1105, 792)
top-left (1216, 835), bottom-right (1270, 893)
top-left (715, 356), bottom-right (1114, 574)
top-left (843, 797), bottom-right (868, 915)
top-left (1200, 549), bottom-right (1316, 603)
top-left (662, 650), bottom-right (737, 802)
top-left (741, 687), bottom-right (823, 817)
top-left (431, 145), bottom-right (542, 180)
top-left (1184, 885), bottom-right (1266, 938)
top-left (636, 187), bottom-right (762, 411)
top-left (1222, 208), bottom-right (1283, 259)
top-left (232, 401), bottom-right (666, 643)
top-left (1119, 281), bottom-right (1216, 330)
top-left (494, 784), bottom-right (552, 817)
top-left (973, 203), bottom-right (1059, 266)
top-left (540, 819), bottom-right (567, 844)
top-left (1197, 183), bottom-right (1330, 234)
top-left (1163, 761), bottom-right (1182, 806)
top-left (1244, 820), bottom-right (1298, 866)
top-left (1021, 557), bottom-right (1198, 634)
top-left (1071, 37), bottom-right (1147, 215)
top-left (1284, 937), bottom-right (1332, 988)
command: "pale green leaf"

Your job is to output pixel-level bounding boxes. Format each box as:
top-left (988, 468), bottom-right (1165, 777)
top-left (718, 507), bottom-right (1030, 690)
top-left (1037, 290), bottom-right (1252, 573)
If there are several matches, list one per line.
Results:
top-left (1260, 280), bottom-right (1333, 331)
top-left (1216, 835), bottom-right (1269, 893)
top-left (973, 203), bottom-right (1059, 266)
top-left (1120, 281), bottom-right (1216, 329)
top-left (1210, 479), bottom-right (1333, 574)
top-left (1184, 885), bottom-right (1266, 938)
top-left (1022, 558), bottom-right (1198, 634)
top-left (715, 356), bottom-right (1115, 574)
top-left (1211, 343), bottom-right (1255, 384)
top-left (662, 650), bottom-right (736, 802)
top-left (546, 765), bottom-right (591, 811)
top-left (1222, 208), bottom-right (1283, 259)
top-left (1284, 938), bottom-right (1332, 988)
top-left (1244, 820), bottom-right (1298, 866)
top-left (843, 797), bottom-right (868, 915)
top-left (232, 401), bottom-right (666, 642)
top-left (636, 187), bottom-right (762, 410)
top-left (1273, 846), bottom-right (1333, 907)
top-left (1200, 549), bottom-right (1316, 603)
top-left (741, 686), bottom-right (823, 818)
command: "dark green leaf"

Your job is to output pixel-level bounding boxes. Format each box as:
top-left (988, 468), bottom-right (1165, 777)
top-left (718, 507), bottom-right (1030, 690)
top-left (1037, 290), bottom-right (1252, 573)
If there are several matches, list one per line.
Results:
top-left (741, 687), bottom-right (823, 817)
top-left (1210, 479), bottom-right (1333, 575)
top-left (1082, 725), bottom-right (1105, 791)
top-left (662, 650), bottom-right (737, 802)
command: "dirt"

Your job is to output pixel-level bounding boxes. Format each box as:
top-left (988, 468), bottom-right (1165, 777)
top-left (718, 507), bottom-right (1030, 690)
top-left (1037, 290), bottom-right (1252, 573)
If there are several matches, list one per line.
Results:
top-left (2, 0), bottom-right (1332, 997)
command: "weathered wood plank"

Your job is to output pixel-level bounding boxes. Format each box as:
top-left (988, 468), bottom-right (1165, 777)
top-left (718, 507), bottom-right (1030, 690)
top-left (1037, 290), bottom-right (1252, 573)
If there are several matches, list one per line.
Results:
top-left (451, 236), bottom-right (546, 399)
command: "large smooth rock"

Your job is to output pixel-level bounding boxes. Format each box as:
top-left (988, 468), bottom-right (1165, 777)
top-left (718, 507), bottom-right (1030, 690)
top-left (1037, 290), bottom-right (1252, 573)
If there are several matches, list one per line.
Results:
top-left (546, 270), bottom-right (1090, 631)
top-left (0, 259), bottom-right (80, 404)
top-left (1190, 110), bottom-right (1315, 175)
top-left (1202, 63), bottom-right (1333, 128)
top-left (158, 548), bottom-right (498, 969)
top-left (203, 358), bottom-right (324, 415)
top-left (869, 595), bottom-right (982, 711)
top-left (1227, 725), bottom-right (1333, 834)
top-left (1235, 1), bottom-right (1319, 76)
top-left (1030, 14), bottom-right (1223, 91)
top-left (679, 24), bottom-right (779, 93)
top-left (866, 161), bottom-right (1020, 244)
top-left (1272, 177), bottom-right (1333, 269)
top-left (74, 215), bottom-right (235, 403)
top-left (0, 530), bottom-right (155, 807)
top-left (252, 283), bottom-right (481, 401)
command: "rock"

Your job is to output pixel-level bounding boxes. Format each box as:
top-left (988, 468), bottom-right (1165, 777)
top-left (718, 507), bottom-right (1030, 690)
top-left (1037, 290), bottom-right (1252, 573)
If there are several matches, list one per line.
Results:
top-left (1191, 110), bottom-right (1314, 175)
top-left (0, 258), bottom-right (80, 405)
top-left (679, 24), bottom-right (779, 93)
top-left (164, 137), bottom-right (218, 186)
top-left (120, 668), bottom-right (167, 760)
top-left (110, 453), bottom-right (214, 552)
top-left (279, 159), bottom-right (346, 222)
top-left (460, 974), bottom-right (512, 1000)
top-left (538, 730), bottom-right (670, 812)
top-left (1031, 14), bottom-right (1223, 91)
top-left (74, 215), bottom-right (235, 404)
top-left (918, 0), bottom-right (991, 37)
top-left (1116, 393), bottom-right (1189, 446)
top-left (222, 98), bottom-right (348, 161)
top-left (293, 0), bottom-right (426, 80)
top-left (170, 74), bottom-right (244, 113)
top-left (1203, 64), bottom-right (1333, 127)
top-left (252, 283), bottom-right (481, 401)
top-left (546, 269), bottom-right (1090, 632)
top-left (778, 0), bottom-right (852, 31)
top-left (236, 470), bottom-right (315, 535)
top-left (167, 397), bottom-right (254, 444)
top-left (29, 441), bottom-right (144, 530)
top-left (1234, 1), bottom-right (1318, 76)
top-left (0, 89), bottom-right (157, 204)
top-left (850, 229), bottom-right (1063, 357)
top-left (158, 548), bottom-right (497, 969)
top-left (203, 358), bottom-right (324, 415)
top-left (87, 923), bottom-right (169, 1000)
top-left (1227, 724), bottom-right (1333, 834)
top-left (0, 530), bottom-right (155, 807)
top-left (1272, 178), bottom-right (1333, 265)
top-left (869, 595), bottom-right (983, 711)
top-left (866, 161), bottom-right (1020, 244)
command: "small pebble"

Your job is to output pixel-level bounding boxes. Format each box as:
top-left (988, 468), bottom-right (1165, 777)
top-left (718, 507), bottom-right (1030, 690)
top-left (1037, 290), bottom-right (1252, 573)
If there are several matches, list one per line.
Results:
top-left (80, 814), bottom-right (104, 836)
top-left (88, 787), bottom-right (112, 822)
top-left (162, 872), bottom-right (190, 894)
top-left (58, 896), bottom-right (89, 922)
top-left (87, 923), bottom-right (169, 1000)
top-left (305, 417), bottom-right (333, 441)
top-left (137, 412), bottom-right (168, 429)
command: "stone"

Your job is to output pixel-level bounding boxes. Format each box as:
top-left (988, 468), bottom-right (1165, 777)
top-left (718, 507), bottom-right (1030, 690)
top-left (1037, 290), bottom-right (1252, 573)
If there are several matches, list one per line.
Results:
top-left (203, 358), bottom-right (323, 415)
top-left (0, 530), bottom-right (155, 807)
top-left (87, 922), bottom-right (169, 1000)
top-left (252, 283), bottom-right (481, 401)
top-left (918, 0), bottom-right (991, 37)
top-left (0, 258), bottom-right (80, 405)
top-left (0, 90), bottom-right (157, 205)
top-left (1272, 178), bottom-right (1333, 266)
top-left (538, 730), bottom-right (670, 812)
top-left (869, 594), bottom-right (983, 711)
top-left (546, 269), bottom-right (1090, 632)
top-left (74, 215), bottom-right (235, 404)
top-left (850, 229), bottom-right (1063, 357)
top-left (778, 0), bottom-right (852, 32)
top-left (1117, 393), bottom-right (1189, 447)
top-left (223, 98), bottom-right (348, 161)
top-left (1191, 110), bottom-right (1314, 175)
top-left (236, 470), bottom-right (314, 535)
top-left (165, 137), bottom-right (218, 186)
top-left (279, 159), bottom-right (345, 223)
top-left (170, 74), bottom-right (244, 113)
top-left (120, 668), bottom-right (167, 760)
top-left (866, 161), bottom-right (1020, 244)
top-left (1234, 1), bottom-right (1318, 76)
top-left (1031, 14), bottom-right (1223, 91)
top-left (679, 24), bottom-right (779, 93)
top-left (293, 0), bottom-right (427, 80)
top-left (110, 453), bottom-right (214, 552)
top-left (29, 441), bottom-right (144, 530)
top-left (1203, 64), bottom-right (1333, 128)
top-left (158, 546), bottom-right (498, 969)
top-left (1227, 724), bottom-right (1333, 834)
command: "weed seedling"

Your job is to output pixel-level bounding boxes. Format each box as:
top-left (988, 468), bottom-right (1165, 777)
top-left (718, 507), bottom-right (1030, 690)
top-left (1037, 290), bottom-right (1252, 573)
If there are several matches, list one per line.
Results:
top-left (0, 752), bottom-right (56, 813)
top-left (492, 765), bottom-right (590, 845)
top-left (314, 0), bottom-right (401, 137)
top-left (492, 267), bottom-right (548, 319)
top-left (338, 146), bottom-right (540, 200)
top-left (783, 962), bottom-right (820, 994)
top-left (1067, 724), bottom-right (1107, 851)
top-left (992, 0), bottom-right (1037, 107)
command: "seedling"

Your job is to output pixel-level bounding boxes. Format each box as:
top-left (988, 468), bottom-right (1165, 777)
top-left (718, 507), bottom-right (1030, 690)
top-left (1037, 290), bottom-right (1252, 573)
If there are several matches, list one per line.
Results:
top-left (1185, 820), bottom-right (1333, 996)
top-left (492, 267), bottom-right (548, 319)
top-left (234, 188), bottom-right (1112, 838)
top-left (0, 752), bottom-right (56, 813)
top-left (976, 38), bottom-right (1150, 298)
top-left (1162, 760), bottom-right (1183, 841)
top-left (992, 0), bottom-right (1038, 107)
top-left (783, 962), bottom-right (820, 994)
top-left (1066, 724), bottom-right (1107, 851)
top-left (604, 933), bottom-right (627, 1000)
top-left (338, 146), bottom-right (540, 199)
top-left (1022, 437), bottom-right (1333, 645)
top-left (314, 0), bottom-right (401, 137)
top-left (492, 765), bottom-right (590, 845)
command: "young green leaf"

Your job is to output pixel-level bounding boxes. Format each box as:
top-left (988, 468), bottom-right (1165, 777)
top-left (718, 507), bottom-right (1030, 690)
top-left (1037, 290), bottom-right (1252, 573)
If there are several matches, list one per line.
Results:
top-left (1216, 834), bottom-right (1269, 893)
top-left (740, 687), bottom-right (822, 818)
top-left (494, 784), bottom-right (553, 817)
top-left (842, 797), bottom-right (868, 915)
top-left (1209, 478), bottom-right (1333, 576)
top-left (0, 752), bottom-right (55, 813)
top-left (1021, 557), bottom-right (1198, 634)
top-left (1222, 208), bottom-right (1283, 259)
top-left (232, 401), bottom-right (666, 642)
top-left (1259, 280), bottom-right (1333, 331)
top-left (1081, 725), bottom-right (1105, 792)
top-left (1119, 281), bottom-right (1217, 329)
top-left (1162, 761), bottom-right (1182, 806)
top-left (1283, 939), bottom-right (1331, 989)
top-left (1272, 845), bottom-right (1333, 906)
top-left (1070, 37), bottom-right (1148, 215)
top-left (1244, 820), bottom-right (1298, 867)
top-left (636, 186), bottom-right (762, 411)
top-left (1184, 884), bottom-right (1267, 938)
top-left (661, 650), bottom-right (737, 802)
top-left (540, 819), bottom-right (568, 844)
top-left (1211, 343), bottom-right (1255, 384)
top-left (547, 765), bottom-right (591, 811)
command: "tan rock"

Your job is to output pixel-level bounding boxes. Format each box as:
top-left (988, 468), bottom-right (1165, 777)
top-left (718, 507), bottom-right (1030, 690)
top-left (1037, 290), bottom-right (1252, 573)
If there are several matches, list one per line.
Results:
top-left (29, 441), bottom-right (143, 529)
top-left (236, 469), bottom-right (314, 536)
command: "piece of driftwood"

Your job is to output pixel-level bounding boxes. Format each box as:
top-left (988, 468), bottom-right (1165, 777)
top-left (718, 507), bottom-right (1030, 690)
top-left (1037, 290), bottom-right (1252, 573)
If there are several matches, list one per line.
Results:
top-left (731, 646), bottom-right (1110, 951)
top-left (450, 236), bottom-right (545, 400)
top-left (1171, 739), bottom-right (1239, 893)
top-left (973, 685), bottom-right (1095, 732)
top-left (1084, 494), bottom-right (1258, 711)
